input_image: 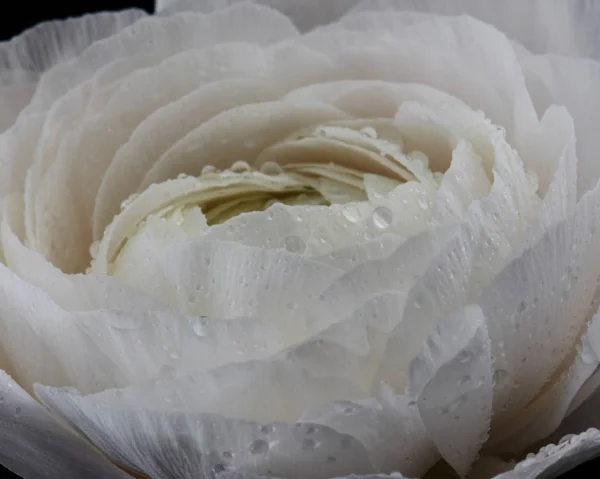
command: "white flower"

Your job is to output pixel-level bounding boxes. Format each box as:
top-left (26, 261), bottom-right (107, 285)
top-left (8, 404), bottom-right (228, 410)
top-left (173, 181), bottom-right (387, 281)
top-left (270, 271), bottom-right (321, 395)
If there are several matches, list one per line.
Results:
top-left (2, 1), bottom-right (600, 478)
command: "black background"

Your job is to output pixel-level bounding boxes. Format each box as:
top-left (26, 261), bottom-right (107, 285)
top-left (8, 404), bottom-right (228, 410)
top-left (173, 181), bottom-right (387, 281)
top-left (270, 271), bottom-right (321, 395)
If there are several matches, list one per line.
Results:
top-left (0, 2), bottom-right (599, 478)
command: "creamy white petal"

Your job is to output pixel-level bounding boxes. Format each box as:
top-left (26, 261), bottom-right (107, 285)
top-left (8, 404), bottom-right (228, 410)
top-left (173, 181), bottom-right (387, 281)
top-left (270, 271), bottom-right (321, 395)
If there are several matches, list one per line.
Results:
top-left (478, 182), bottom-right (600, 446)
top-left (157, 0), bottom-right (361, 32)
top-left (405, 305), bottom-right (493, 477)
top-left (301, 15), bottom-right (538, 143)
top-left (349, 0), bottom-right (600, 59)
top-left (35, 369), bottom-right (374, 479)
top-left (516, 107), bottom-right (577, 255)
top-left (522, 54), bottom-right (600, 196)
top-left (0, 369), bottom-right (132, 479)
top-left (299, 390), bottom-right (438, 477)
top-left (491, 429), bottom-right (600, 479)
top-left (140, 100), bottom-right (349, 191)
top-left (33, 42), bottom-right (297, 273)
top-left (93, 77), bottom-right (280, 239)
top-left (0, 9), bottom-right (145, 129)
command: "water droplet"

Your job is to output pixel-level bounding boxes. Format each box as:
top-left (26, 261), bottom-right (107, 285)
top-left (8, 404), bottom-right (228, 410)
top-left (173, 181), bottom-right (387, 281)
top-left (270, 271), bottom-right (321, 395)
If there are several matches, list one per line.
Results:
top-left (249, 438), bottom-right (269, 455)
top-left (260, 161), bottom-right (283, 176)
top-left (360, 126), bottom-right (377, 138)
top-left (260, 424), bottom-right (274, 434)
top-left (460, 374), bottom-right (472, 386)
top-left (327, 456), bottom-right (337, 463)
top-left (343, 406), bottom-right (356, 415)
top-left (493, 368), bottom-right (508, 386)
top-left (212, 463), bottom-right (226, 473)
top-left (372, 206), bottom-right (393, 230)
top-left (282, 236), bottom-right (306, 254)
top-left (222, 451), bottom-right (233, 459)
top-left (517, 301), bottom-right (527, 314)
top-left (202, 165), bottom-right (218, 175)
top-left (418, 195), bottom-right (429, 210)
top-left (559, 434), bottom-right (575, 444)
top-left (15, 406), bottom-right (22, 416)
top-left (342, 204), bottom-right (362, 223)
top-left (580, 337), bottom-right (599, 365)
top-left (230, 161), bottom-right (251, 173)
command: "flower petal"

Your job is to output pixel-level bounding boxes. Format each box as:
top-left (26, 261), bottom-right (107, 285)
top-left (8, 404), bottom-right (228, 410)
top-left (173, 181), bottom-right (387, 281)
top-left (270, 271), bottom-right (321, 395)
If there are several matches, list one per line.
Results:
top-left (35, 370), bottom-right (374, 479)
top-left (492, 429), bottom-right (600, 479)
top-left (349, 0), bottom-right (600, 59)
top-left (522, 54), bottom-right (600, 196)
top-left (0, 369), bottom-right (131, 478)
top-left (479, 181), bottom-right (600, 448)
top-left (405, 305), bottom-right (493, 477)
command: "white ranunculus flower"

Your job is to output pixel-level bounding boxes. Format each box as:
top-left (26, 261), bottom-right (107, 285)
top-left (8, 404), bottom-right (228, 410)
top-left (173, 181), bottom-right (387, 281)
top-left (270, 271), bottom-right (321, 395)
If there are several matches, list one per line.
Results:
top-left (4, 1), bottom-right (600, 478)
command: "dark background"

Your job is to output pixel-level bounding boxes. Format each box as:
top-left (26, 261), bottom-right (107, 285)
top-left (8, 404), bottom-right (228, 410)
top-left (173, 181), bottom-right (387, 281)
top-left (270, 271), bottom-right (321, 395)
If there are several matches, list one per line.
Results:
top-left (0, 2), bottom-right (599, 478)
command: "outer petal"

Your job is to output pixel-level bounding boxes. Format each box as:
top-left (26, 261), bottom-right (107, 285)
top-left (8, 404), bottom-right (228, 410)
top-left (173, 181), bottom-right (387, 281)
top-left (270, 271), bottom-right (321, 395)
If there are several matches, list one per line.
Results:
top-left (0, 369), bottom-right (132, 479)
top-left (0, 10), bottom-right (145, 131)
top-left (492, 429), bottom-right (600, 479)
top-left (522, 54), bottom-right (600, 196)
top-left (158, 0), bottom-right (600, 60)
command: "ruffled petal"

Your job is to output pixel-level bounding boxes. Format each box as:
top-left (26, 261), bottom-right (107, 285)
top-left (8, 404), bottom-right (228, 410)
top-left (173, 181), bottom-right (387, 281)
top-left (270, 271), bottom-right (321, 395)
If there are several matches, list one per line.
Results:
top-left (405, 305), bottom-right (493, 477)
top-left (492, 429), bottom-right (600, 479)
top-left (478, 182), bottom-right (600, 448)
top-left (35, 372), bottom-right (375, 479)
top-left (0, 369), bottom-right (131, 478)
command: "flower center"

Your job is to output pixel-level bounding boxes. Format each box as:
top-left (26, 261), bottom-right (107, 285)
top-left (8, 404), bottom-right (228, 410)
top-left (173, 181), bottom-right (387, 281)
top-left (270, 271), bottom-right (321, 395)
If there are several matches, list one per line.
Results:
top-left (89, 122), bottom-right (445, 275)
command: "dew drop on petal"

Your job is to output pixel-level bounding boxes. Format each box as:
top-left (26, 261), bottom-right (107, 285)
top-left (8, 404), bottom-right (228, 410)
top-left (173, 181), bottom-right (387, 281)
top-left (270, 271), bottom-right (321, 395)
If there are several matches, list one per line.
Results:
top-left (282, 236), bottom-right (306, 254)
top-left (231, 161), bottom-right (251, 173)
top-left (190, 318), bottom-right (208, 338)
top-left (260, 161), bottom-right (283, 176)
top-left (249, 438), bottom-right (269, 455)
top-left (360, 126), bottom-right (377, 139)
top-left (201, 165), bottom-right (218, 175)
top-left (418, 195), bottom-right (429, 210)
top-left (342, 204), bottom-right (362, 223)
top-left (372, 206), bottom-right (393, 229)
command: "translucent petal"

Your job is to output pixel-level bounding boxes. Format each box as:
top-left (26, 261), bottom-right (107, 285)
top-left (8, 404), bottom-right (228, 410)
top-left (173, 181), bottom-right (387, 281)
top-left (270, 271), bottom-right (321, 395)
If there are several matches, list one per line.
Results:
top-left (21, 5), bottom-right (295, 116)
top-left (522, 54), bottom-right (600, 196)
top-left (478, 182), bottom-right (600, 442)
top-left (488, 304), bottom-right (600, 454)
top-left (491, 429), bottom-right (600, 479)
top-left (1, 194), bottom-right (167, 312)
top-left (113, 237), bottom-right (344, 331)
top-left (405, 305), bottom-right (493, 477)
top-left (33, 41), bottom-right (295, 273)
top-left (157, 0), bottom-right (361, 32)
top-left (0, 370), bottom-right (132, 479)
top-left (349, 0), bottom-right (600, 60)
top-left (140, 100), bottom-right (349, 190)
top-left (431, 139), bottom-right (491, 225)
top-left (0, 246), bottom-right (291, 394)
top-left (93, 77), bottom-right (279, 239)
top-left (0, 10), bottom-right (145, 78)
top-left (309, 227), bottom-right (453, 326)
top-left (0, 80), bottom-right (36, 133)
top-left (35, 373), bottom-right (374, 479)
top-left (299, 389), bottom-right (438, 476)
top-left (0, 8), bottom-right (145, 131)
top-left (516, 107), bottom-right (577, 254)
top-left (301, 15), bottom-right (538, 144)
